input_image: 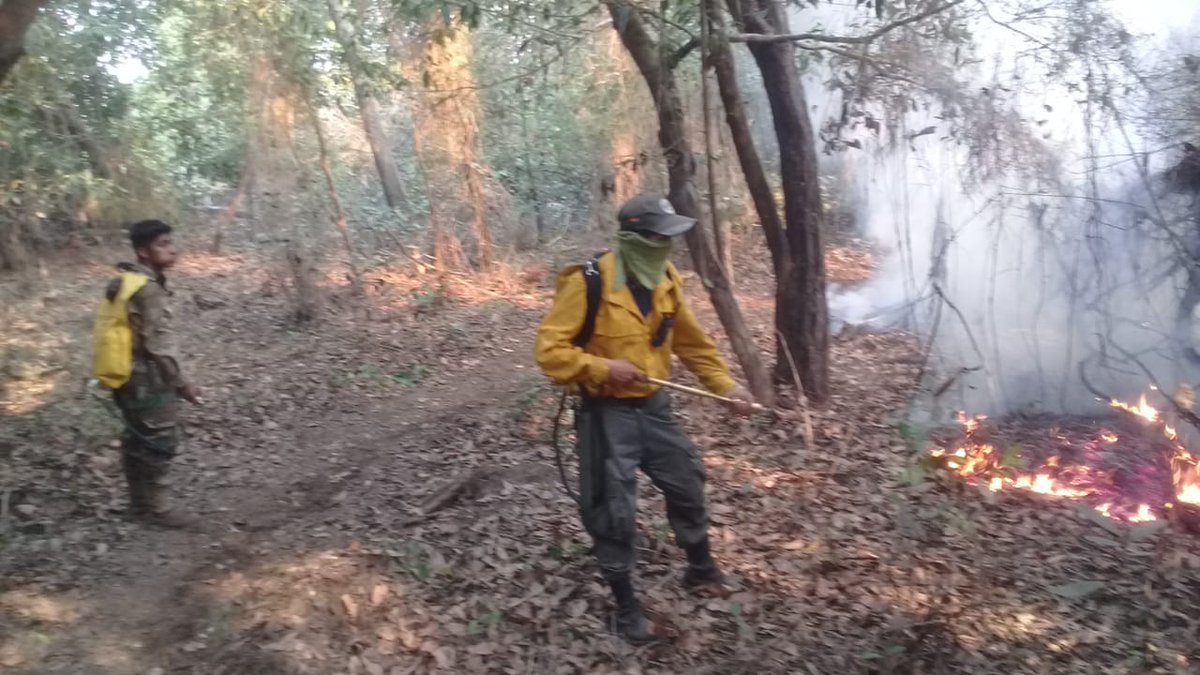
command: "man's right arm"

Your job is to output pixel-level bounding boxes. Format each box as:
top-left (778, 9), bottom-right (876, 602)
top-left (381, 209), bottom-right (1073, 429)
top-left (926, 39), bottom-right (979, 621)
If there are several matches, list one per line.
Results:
top-left (533, 268), bottom-right (611, 386)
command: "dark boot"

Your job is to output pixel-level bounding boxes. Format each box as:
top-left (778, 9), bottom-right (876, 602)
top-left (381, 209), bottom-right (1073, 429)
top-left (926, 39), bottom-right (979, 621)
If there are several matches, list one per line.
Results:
top-left (607, 575), bottom-right (666, 645)
top-left (139, 482), bottom-right (201, 530)
top-left (682, 539), bottom-right (729, 594)
top-left (122, 453), bottom-right (151, 516)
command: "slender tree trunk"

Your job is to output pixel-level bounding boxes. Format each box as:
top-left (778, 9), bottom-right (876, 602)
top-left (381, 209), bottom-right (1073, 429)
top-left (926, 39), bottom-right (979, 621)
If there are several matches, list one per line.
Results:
top-left (464, 160), bottom-right (492, 269)
top-left (607, 0), bottom-right (773, 406)
top-left (326, 0), bottom-right (408, 211)
top-left (519, 99), bottom-right (546, 243)
top-left (40, 97), bottom-right (116, 180)
top-left (708, 0), bottom-right (787, 274)
top-left (421, 18), bottom-right (493, 269)
top-left (700, 7), bottom-right (731, 281)
top-left (0, 0), bottom-right (44, 86)
top-left (729, 0), bottom-right (830, 403)
top-left (212, 160), bottom-right (251, 253)
top-left (306, 98), bottom-right (362, 293)
top-left (413, 124), bottom-right (464, 273)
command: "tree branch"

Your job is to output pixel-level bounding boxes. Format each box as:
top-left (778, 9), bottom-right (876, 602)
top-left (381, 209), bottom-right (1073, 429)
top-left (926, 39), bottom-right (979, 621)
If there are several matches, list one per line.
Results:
top-left (666, 36), bottom-right (699, 70)
top-left (729, 0), bottom-right (965, 46)
top-left (0, 0), bottom-right (46, 85)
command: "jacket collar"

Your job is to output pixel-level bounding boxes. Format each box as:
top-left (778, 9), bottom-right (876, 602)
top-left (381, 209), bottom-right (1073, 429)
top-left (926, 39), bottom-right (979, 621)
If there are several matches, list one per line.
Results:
top-left (117, 261), bottom-right (167, 287)
top-left (598, 251), bottom-right (677, 319)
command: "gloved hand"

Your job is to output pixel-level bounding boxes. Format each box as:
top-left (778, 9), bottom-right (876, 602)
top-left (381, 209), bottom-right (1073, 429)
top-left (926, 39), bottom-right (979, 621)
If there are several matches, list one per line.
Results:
top-left (605, 359), bottom-right (647, 388)
top-left (724, 384), bottom-right (756, 417)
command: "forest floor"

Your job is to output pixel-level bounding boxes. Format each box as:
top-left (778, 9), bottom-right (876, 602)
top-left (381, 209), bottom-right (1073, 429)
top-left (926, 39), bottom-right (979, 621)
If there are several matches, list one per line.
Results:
top-left (2, 228), bottom-right (1199, 675)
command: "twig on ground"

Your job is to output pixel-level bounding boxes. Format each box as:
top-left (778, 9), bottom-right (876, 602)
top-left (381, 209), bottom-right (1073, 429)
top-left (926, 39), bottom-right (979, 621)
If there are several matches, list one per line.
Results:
top-left (0, 488), bottom-right (10, 534)
top-left (776, 330), bottom-right (816, 449)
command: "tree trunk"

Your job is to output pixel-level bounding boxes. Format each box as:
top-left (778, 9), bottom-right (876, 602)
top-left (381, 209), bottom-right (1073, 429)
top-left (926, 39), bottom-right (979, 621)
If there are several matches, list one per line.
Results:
top-left (306, 98), bottom-right (362, 294)
top-left (40, 96), bottom-right (116, 180)
top-left (0, 0), bottom-right (44, 86)
top-left (326, 0), bottom-right (407, 212)
top-left (413, 124), bottom-right (464, 272)
top-left (212, 160), bottom-right (251, 253)
top-left (607, 0), bottom-right (773, 406)
top-left (708, 0), bottom-right (788, 275)
top-left (421, 18), bottom-right (493, 270)
top-left (730, 0), bottom-right (830, 403)
top-left (700, 9), bottom-right (731, 281)
top-left (519, 99), bottom-right (545, 246)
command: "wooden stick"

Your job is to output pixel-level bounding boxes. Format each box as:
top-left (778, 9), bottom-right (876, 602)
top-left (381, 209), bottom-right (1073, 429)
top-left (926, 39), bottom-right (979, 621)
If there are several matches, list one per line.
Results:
top-left (776, 330), bottom-right (817, 447)
top-left (647, 377), bottom-right (768, 413)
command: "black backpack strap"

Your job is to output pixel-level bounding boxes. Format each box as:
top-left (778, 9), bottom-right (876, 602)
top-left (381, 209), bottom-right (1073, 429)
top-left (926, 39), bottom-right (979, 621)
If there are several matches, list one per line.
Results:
top-left (650, 263), bottom-right (686, 347)
top-left (572, 252), bottom-right (606, 347)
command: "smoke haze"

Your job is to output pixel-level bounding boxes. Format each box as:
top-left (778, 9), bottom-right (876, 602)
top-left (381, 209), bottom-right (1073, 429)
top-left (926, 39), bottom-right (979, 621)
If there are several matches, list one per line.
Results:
top-left (778, 2), bottom-right (1200, 420)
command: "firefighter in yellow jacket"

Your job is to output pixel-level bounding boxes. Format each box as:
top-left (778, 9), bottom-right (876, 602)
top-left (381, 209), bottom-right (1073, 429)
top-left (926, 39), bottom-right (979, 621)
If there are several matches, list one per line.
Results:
top-left (535, 194), bottom-right (754, 643)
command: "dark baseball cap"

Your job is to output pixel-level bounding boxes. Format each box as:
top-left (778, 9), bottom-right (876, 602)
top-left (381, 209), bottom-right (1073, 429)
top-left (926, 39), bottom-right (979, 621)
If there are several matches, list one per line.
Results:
top-left (617, 194), bottom-right (696, 237)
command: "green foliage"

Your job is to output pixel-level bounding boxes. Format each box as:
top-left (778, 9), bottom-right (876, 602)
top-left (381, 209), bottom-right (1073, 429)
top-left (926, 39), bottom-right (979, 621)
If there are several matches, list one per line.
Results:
top-left (466, 609), bottom-right (504, 636)
top-left (410, 284), bottom-right (448, 309)
top-left (472, 20), bottom-right (620, 231)
top-left (998, 442), bottom-right (1025, 470)
top-left (391, 364), bottom-right (432, 386)
top-left (126, 5), bottom-right (251, 193)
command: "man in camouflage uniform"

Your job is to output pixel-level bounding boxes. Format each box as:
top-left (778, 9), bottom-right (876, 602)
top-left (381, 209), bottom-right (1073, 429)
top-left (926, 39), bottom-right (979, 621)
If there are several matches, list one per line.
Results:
top-left (109, 219), bottom-right (202, 528)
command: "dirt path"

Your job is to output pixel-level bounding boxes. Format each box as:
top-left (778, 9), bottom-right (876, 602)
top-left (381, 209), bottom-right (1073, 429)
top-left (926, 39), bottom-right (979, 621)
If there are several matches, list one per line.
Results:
top-left (4, 243), bottom-right (1200, 674)
top-left (10, 354), bottom-right (532, 675)
top-left (1, 249), bottom-right (546, 673)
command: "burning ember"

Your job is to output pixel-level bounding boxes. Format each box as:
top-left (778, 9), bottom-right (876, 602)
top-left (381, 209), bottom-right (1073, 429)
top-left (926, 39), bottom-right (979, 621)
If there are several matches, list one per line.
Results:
top-left (928, 393), bottom-right (1200, 524)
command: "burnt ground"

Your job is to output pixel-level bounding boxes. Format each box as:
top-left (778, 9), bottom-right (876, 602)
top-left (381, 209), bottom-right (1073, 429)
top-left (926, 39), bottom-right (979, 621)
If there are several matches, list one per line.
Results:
top-left (2, 231), bottom-right (1199, 674)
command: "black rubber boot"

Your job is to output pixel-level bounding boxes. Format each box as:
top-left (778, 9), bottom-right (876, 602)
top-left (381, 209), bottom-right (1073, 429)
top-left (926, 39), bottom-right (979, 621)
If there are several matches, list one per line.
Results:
top-left (140, 484), bottom-right (201, 530)
top-left (607, 575), bottom-right (665, 645)
top-left (682, 539), bottom-right (727, 591)
top-left (122, 452), bottom-right (151, 516)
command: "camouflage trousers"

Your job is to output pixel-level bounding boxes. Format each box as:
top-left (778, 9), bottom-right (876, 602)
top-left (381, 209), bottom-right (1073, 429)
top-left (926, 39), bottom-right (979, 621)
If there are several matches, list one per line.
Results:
top-left (113, 360), bottom-right (180, 515)
top-left (575, 390), bottom-right (710, 581)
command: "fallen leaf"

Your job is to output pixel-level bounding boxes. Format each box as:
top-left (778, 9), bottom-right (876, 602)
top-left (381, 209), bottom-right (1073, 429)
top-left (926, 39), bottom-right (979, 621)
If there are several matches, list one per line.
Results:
top-left (1049, 580), bottom-right (1106, 600)
top-left (468, 642), bottom-right (497, 656)
top-left (371, 583), bottom-right (389, 607)
top-left (341, 594), bottom-right (359, 620)
top-left (434, 645), bottom-right (456, 668)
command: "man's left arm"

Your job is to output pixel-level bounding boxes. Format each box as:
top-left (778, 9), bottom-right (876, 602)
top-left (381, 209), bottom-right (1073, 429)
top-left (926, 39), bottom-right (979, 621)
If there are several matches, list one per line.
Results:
top-left (670, 295), bottom-right (737, 396)
top-left (134, 283), bottom-right (201, 404)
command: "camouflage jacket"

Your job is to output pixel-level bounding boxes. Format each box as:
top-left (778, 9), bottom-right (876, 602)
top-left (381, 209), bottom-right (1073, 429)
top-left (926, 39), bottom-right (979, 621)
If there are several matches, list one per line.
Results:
top-left (108, 262), bottom-right (189, 389)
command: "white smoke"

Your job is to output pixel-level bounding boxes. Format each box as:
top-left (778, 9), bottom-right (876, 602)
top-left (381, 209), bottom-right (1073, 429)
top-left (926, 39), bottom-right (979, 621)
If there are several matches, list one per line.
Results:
top-left (784, 2), bottom-right (1200, 417)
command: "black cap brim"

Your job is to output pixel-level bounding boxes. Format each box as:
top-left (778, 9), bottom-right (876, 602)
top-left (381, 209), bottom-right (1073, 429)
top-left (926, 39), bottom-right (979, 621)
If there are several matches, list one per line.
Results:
top-left (651, 214), bottom-right (696, 237)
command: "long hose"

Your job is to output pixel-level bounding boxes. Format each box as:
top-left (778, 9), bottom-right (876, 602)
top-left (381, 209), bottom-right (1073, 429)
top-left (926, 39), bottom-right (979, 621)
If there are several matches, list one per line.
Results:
top-left (551, 389), bottom-right (580, 504)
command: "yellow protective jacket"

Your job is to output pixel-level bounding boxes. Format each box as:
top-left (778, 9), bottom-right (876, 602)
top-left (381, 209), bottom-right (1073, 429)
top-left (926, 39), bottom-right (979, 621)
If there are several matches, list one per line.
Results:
top-left (534, 252), bottom-right (736, 399)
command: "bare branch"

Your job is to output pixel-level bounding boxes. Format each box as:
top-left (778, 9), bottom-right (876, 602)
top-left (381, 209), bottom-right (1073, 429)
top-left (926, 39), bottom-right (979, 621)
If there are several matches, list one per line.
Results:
top-left (666, 36), bottom-right (699, 70)
top-left (729, 0), bottom-right (965, 46)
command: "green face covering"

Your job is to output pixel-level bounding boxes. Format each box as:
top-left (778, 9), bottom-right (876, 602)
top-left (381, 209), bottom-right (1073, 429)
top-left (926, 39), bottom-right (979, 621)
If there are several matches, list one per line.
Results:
top-left (613, 231), bottom-right (673, 290)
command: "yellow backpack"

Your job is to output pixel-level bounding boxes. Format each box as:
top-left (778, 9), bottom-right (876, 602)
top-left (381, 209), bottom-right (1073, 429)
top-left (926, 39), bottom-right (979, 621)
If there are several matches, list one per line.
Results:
top-left (92, 271), bottom-right (151, 390)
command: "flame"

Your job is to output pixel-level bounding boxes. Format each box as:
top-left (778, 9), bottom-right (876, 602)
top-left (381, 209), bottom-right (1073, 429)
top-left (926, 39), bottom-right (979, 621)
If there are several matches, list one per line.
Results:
top-left (1110, 395), bottom-right (1158, 422)
top-left (1129, 504), bottom-right (1157, 523)
top-left (1178, 483), bottom-right (1200, 505)
top-left (931, 392), bottom-right (1200, 523)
